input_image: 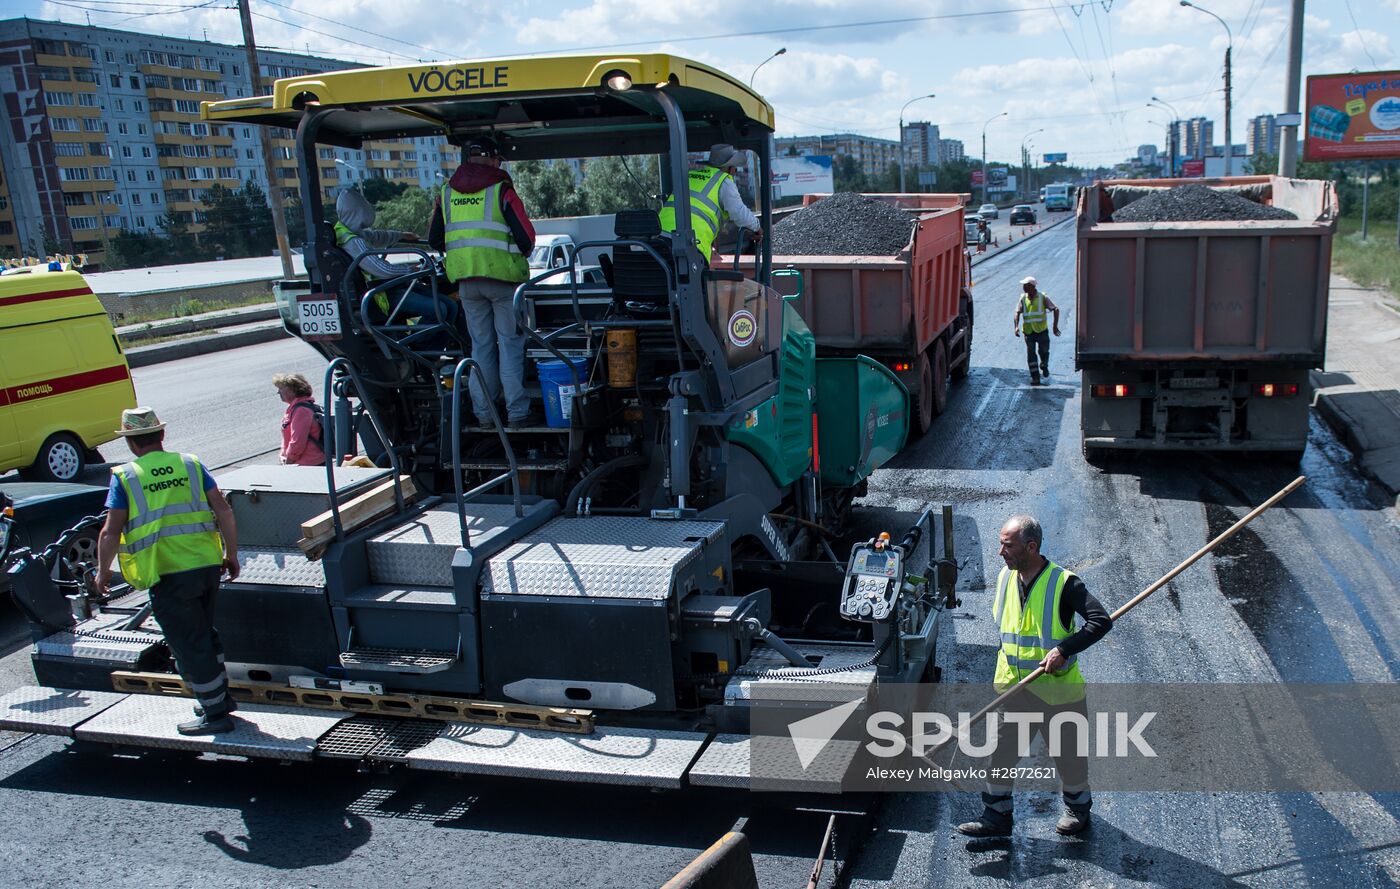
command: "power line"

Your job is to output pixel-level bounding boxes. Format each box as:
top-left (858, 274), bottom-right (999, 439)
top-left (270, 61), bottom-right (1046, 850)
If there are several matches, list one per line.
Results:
top-left (1341, 0), bottom-right (1381, 67)
top-left (247, 9), bottom-right (422, 62)
top-left (255, 0), bottom-right (448, 60)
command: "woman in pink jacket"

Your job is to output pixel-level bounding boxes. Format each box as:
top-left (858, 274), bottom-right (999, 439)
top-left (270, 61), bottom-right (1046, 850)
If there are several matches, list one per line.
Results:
top-left (274, 373), bottom-right (327, 466)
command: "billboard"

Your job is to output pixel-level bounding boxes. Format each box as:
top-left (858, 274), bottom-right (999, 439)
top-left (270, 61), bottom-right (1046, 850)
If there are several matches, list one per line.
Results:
top-left (987, 166), bottom-right (1008, 188)
top-left (1304, 70), bottom-right (1400, 161)
top-left (970, 170), bottom-right (985, 186)
top-left (1181, 159), bottom-right (1205, 177)
top-left (771, 155), bottom-right (834, 199)
top-left (1043, 152), bottom-right (1068, 163)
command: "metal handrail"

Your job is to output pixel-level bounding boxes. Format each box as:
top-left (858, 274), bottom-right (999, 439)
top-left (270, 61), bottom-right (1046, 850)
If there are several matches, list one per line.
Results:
top-left (347, 248), bottom-right (465, 368)
top-left (512, 236), bottom-right (689, 389)
top-left (449, 357), bottom-right (523, 548)
top-left (322, 356), bottom-right (406, 541)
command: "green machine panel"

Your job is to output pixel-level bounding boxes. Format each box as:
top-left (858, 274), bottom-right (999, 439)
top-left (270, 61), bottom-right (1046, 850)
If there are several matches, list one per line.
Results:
top-left (726, 302), bottom-right (816, 488)
top-left (815, 356), bottom-right (909, 487)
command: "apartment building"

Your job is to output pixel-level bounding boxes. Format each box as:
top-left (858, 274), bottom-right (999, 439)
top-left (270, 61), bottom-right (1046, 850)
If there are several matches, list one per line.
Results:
top-left (901, 120), bottom-right (940, 166)
top-left (1247, 114), bottom-right (1280, 157)
top-left (0, 18), bottom-right (458, 263)
top-left (938, 139), bottom-right (964, 163)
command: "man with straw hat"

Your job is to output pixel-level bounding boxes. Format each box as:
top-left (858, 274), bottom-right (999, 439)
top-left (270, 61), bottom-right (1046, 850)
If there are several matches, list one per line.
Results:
top-left (95, 407), bottom-right (241, 735)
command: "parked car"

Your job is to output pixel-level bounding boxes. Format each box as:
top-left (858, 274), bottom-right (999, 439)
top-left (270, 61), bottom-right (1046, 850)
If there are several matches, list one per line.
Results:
top-left (978, 203), bottom-right (999, 219)
top-left (0, 481), bottom-right (108, 594)
top-left (1009, 204), bottom-right (1037, 225)
top-left (538, 264), bottom-right (607, 287)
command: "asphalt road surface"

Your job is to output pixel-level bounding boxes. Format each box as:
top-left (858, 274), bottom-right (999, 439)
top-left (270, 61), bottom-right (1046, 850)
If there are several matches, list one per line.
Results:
top-left (1, 220), bottom-right (1397, 887)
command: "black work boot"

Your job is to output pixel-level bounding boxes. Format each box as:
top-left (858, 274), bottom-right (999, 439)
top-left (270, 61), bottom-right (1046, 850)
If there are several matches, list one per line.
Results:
top-left (177, 713), bottom-right (236, 735)
top-left (1055, 808), bottom-right (1091, 836)
top-left (1030, 373), bottom-right (1041, 386)
top-left (956, 814), bottom-right (1013, 838)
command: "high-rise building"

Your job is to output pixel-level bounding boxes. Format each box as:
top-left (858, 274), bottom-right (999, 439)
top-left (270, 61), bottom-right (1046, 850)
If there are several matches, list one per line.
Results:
top-left (1136, 144), bottom-right (1160, 168)
top-left (938, 139), bottom-right (965, 163)
top-left (1247, 114), bottom-right (1280, 156)
top-left (901, 120), bottom-right (940, 165)
top-left (0, 18), bottom-right (458, 264)
top-left (775, 133), bottom-right (901, 177)
top-left (1173, 117), bottom-right (1213, 160)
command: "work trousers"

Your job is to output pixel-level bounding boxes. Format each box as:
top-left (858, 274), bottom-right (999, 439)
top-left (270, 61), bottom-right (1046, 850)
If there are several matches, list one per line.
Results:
top-left (980, 696), bottom-right (1092, 823)
top-left (148, 565), bottom-right (232, 719)
top-left (1024, 329), bottom-right (1050, 380)
top-left (458, 278), bottom-right (530, 424)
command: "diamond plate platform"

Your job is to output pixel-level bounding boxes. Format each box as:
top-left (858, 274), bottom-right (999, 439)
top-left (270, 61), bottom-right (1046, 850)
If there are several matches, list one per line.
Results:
top-left (73, 694), bottom-right (350, 760)
top-left (686, 732), bottom-right (860, 791)
top-left (34, 627), bottom-right (161, 662)
top-left (482, 517), bottom-right (725, 600)
top-left (406, 723), bottom-right (710, 788)
top-left (368, 504), bottom-right (522, 586)
top-left (724, 644), bottom-right (879, 703)
top-left (235, 547), bottom-right (326, 587)
top-left (0, 686), bottom-right (128, 736)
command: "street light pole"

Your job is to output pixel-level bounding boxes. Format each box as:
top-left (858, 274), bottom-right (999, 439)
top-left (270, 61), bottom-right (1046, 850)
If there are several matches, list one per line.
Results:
top-left (1181, 1), bottom-right (1232, 175)
top-left (981, 111), bottom-right (1007, 207)
top-left (1020, 128), bottom-right (1044, 199)
top-left (749, 47), bottom-right (786, 88)
top-left (898, 94), bottom-right (936, 193)
top-left (1278, 0), bottom-right (1304, 176)
top-left (1150, 97), bottom-right (1181, 176)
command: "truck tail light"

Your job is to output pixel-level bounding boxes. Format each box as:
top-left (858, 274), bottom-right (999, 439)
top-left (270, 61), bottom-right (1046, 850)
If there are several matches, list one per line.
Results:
top-left (1253, 382), bottom-right (1299, 398)
top-left (892, 361), bottom-right (912, 373)
top-left (1091, 384), bottom-right (1134, 398)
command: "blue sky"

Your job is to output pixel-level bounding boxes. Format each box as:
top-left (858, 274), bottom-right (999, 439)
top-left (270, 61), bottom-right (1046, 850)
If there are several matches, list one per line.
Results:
top-left (16, 0), bottom-right (1400, 166)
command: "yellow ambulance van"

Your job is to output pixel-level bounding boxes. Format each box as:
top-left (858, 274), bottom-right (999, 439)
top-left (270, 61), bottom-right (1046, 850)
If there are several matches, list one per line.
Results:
top-left (0, 266), bottom-right (137, 481)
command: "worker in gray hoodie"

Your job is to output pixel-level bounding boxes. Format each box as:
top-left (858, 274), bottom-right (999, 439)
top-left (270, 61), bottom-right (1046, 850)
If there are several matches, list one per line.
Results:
top-left (335, 188), bottom-right (458, 327)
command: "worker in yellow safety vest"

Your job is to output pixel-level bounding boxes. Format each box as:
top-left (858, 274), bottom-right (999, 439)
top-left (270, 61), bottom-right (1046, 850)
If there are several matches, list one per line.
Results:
top-left (96, 407), bottom-right (241, 736)
top-left (659, 143), bottom-right (762, 262)
top-left (955, 514), bottom-right (1112, 839)
top-left (428, 136), bottom-right (539, 428)
top-left (1013, 275), bottom-right (1061, 386)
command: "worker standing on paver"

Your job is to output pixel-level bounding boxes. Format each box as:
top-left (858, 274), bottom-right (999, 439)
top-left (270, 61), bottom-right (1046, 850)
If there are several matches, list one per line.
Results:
top-left (1013, 276), bottom-right (1060, 385)
top-left (956, 514), bottom-right (1112, 838)
top-left (429, 137), bottom-right (538, 428)
top-left (95, 408), bottom-right (241, 735)
top-left (659, 143), bottom-right (762, 262)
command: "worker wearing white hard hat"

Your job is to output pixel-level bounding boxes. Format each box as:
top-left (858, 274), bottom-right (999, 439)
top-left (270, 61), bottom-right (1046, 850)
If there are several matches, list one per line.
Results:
top-left (1013, 276), bottom-right (1060, 385)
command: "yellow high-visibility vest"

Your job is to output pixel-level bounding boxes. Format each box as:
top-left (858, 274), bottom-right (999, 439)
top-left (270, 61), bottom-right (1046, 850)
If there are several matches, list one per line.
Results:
top-left (1021, 292), bottom-right (1049, 334)
top-left (114, 451), bottom-right (223, 590)
top-left (439, 183), bottom-right (528, 283)
top-left (992, 559), bottom-right (1086, 704)
top-left (659, 166), bottom-right (731, 258)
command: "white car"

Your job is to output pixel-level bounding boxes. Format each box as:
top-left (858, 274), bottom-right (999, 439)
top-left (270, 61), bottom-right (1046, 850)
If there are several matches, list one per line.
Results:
top-left (978, 203), bottom-right (999, 219)
top-left (539, 264), bottom-right (607, 286)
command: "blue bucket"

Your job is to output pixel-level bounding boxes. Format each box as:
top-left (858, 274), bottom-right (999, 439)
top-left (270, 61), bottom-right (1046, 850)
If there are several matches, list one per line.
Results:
top-left (536, 358), bottom-right (590, 428)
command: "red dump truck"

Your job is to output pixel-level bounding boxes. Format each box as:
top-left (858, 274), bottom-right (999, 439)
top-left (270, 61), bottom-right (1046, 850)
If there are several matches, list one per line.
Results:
top-left (740, 193), bottom-right (974, 433)
top-left (1076, 175), bottom-right (1338, 461)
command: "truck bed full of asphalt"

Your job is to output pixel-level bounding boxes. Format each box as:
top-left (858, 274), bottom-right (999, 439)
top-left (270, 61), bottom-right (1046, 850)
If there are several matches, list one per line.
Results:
top-left (772, 192), bottom-right (917, 255)
top-left (1111, 182), bottom-right (1298, 223)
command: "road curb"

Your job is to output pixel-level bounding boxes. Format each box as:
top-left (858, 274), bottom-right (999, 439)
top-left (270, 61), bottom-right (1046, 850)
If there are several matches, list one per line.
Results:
top-left (117, 304), bottom-right (281, 344)
top-left (970, 212), bottom-right (1074, 267)
top-left (125, 320), bottom-right (290, 368)
top-left (1312, 375), bottom-right (1400, 509)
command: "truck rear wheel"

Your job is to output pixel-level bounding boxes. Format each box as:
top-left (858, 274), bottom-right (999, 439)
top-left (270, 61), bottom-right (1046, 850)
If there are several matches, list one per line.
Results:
top-left (914, 353), bottom-right (934, 434)
top-left (931, 339), bottom-right (949, 416)
top-left (951, 298), bottom-right (972, 382)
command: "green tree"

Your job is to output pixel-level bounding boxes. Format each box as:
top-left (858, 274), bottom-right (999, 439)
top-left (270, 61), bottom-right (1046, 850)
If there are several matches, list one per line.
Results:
top-left (362, 177), bottom-right (408, 204)
top-left (832, 154), bottom-right (869, 193)
top-left (581, 155), bottom-right (659, 215)
top-left (373, 185), bottom-right (434, 237)
top-left (512, 159), bottom-right (586, 218)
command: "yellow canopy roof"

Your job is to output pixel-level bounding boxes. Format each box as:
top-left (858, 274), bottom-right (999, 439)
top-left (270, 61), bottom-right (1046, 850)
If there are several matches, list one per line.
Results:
top-left (203, 53), bottom-right (774, 159)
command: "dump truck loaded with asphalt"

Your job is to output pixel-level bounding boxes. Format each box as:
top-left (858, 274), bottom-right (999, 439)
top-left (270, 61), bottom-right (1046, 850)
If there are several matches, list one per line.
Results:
top-left (1077, 176), bottom-right (1338, 461)
top-left (0, 54), bottom-right (962, 789)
